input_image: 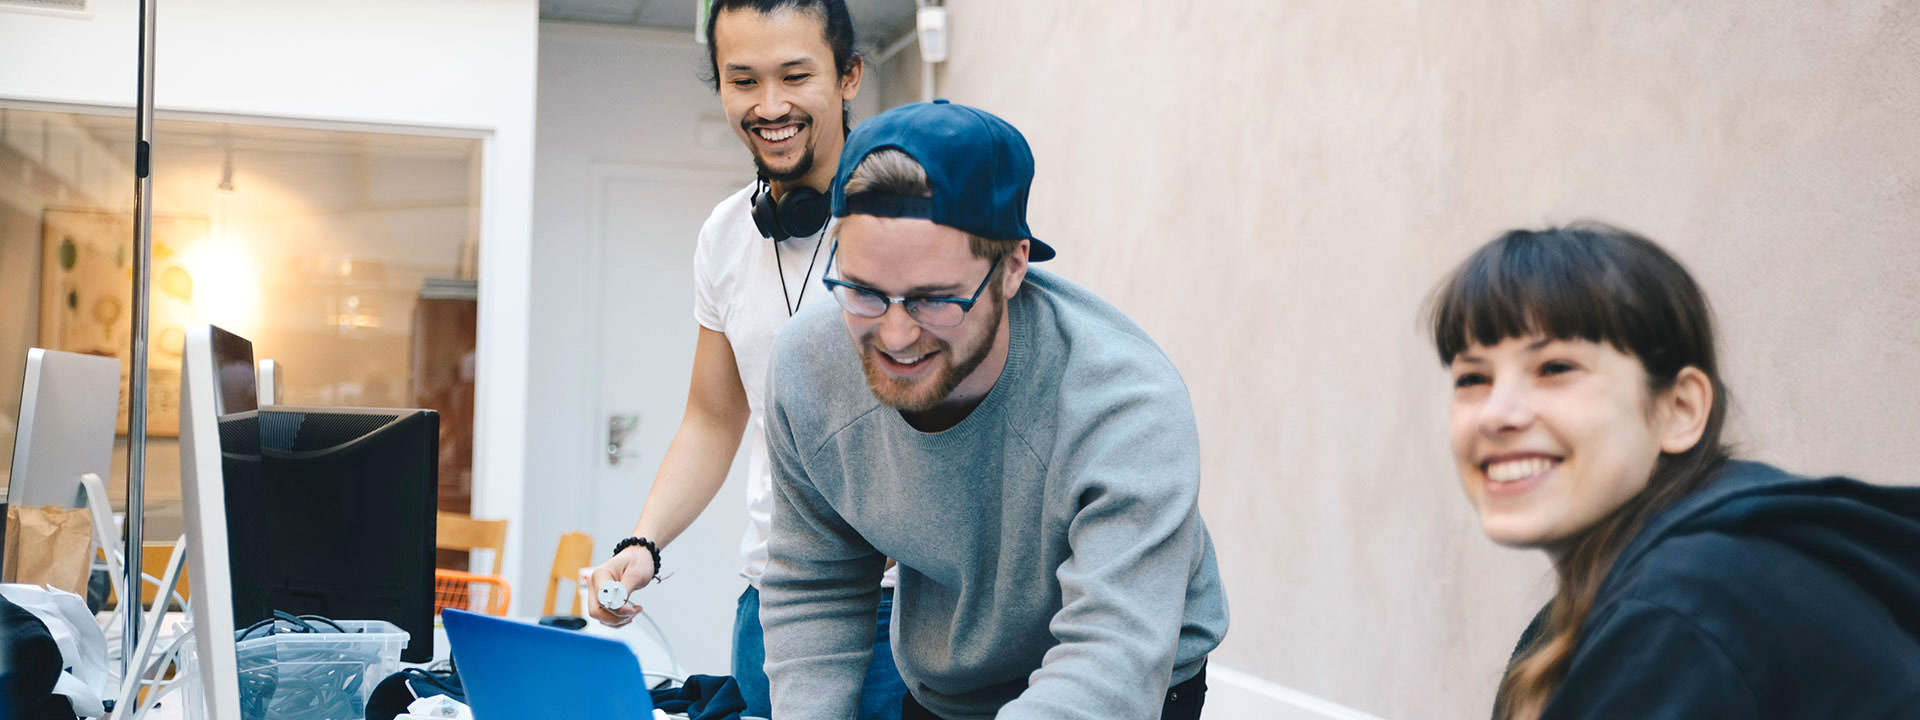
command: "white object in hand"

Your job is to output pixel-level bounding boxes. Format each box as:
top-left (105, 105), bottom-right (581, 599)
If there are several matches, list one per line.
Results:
top-left (599, 579), bottom-right (634, 611)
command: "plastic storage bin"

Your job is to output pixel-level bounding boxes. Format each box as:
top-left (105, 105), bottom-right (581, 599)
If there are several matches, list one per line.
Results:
top-left (184, 620), bottom-right (410, 720)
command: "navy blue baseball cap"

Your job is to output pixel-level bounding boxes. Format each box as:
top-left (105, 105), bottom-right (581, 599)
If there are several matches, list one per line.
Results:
top-left (830, 99), bottom-right (1055, 262)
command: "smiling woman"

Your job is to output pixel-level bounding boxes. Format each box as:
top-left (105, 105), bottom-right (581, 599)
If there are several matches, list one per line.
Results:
top-left (1433, 226), bottom-right (1726, 552)
top-left (1426, 224), bottom-right (1920, 720)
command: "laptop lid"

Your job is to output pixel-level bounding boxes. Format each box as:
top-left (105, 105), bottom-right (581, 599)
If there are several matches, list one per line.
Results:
top-left (441, 609), bottom-right (654, 718)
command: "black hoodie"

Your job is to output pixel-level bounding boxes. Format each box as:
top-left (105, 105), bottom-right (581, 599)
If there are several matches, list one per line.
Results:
top-left (1513, 461), bottom-right (1920, 719)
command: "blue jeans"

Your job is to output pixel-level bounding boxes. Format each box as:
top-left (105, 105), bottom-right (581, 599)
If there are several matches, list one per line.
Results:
top-left (734, 585), bottom-right (906, 720)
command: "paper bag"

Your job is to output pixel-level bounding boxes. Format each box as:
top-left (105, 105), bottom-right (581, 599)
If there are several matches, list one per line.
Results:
top-left (2, 505), bottom-right (95, 597)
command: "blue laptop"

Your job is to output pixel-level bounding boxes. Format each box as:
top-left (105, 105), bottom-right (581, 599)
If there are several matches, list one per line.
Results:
top-left (442, 609), bottom-right (656, 719)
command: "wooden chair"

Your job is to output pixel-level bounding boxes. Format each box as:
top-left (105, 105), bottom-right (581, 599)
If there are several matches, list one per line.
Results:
top-left (434, 512), bottom-right (510, 616)
top-left (543, 532), bottom-right (595, 616)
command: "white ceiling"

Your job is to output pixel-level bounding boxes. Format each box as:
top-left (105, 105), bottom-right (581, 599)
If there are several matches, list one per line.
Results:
top-left (539, 0), bottom-right (920, 48)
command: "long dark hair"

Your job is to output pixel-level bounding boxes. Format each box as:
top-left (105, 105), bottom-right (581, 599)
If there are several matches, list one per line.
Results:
top-left (703, 0), bottom-right (861, 137)
top-left (1427, 223), bottom-right (1733, 719)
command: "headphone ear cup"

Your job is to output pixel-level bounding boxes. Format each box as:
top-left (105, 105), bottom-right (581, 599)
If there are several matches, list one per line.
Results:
top-left (777, 187), bottom-right (829, 239)
top-left (751, 184), bottom-right (788, 242)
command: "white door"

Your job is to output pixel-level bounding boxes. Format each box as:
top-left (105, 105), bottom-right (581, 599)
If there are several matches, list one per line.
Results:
top-left (589, 164), bottom-right (753, 678)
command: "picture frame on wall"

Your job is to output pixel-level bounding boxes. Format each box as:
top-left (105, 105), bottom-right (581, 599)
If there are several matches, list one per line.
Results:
top-left (38, 207), bottom-right (209, 437)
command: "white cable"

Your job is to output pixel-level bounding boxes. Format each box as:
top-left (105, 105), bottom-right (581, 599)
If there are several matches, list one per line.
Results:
top-left (144, 632), bottom-right (193, 679)
top-left (131, 648), bottom-right (186, 719)
top-left (123, 619), bottom-right (197, 720)
top-left (636, 609), bottom-right (682, 678)
top-left (102, 577), bottom-right (188, 663)
top-left (116, 536), bottom-right (187, 714)
top-left (139, 571), bottom-right (190, 611)
top-left (643, 670), bottom-right (687, 685)
top-left (130, 643), bottom-right (191, 720)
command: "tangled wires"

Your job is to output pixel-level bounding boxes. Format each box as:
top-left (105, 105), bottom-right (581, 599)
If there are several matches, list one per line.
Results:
top-left (233, 611), bottom-right (387, 719)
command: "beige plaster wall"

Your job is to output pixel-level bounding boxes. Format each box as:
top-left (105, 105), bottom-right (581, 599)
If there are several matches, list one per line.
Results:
top-left (876, 33), bottom-right (925, 110)
top-left (927, 2), bottom-right (1920, 716)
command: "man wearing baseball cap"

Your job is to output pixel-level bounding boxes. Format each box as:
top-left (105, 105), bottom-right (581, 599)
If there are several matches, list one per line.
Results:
top-left (758, 99), bottom-right (1228, 720)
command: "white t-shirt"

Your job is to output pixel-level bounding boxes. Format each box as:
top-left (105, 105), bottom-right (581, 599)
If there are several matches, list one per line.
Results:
top-left (692, 183), bottom-right (897, 589)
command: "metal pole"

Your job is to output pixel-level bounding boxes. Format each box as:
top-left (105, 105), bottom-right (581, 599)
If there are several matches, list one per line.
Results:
top-left (125, 0), bottom-right (157, 667)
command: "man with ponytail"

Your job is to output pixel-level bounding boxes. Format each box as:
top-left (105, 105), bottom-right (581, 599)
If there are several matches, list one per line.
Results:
top-left (586, 2), bottom-right (906, 718)
top-left (1428, 224), bottom-right (1920, 719)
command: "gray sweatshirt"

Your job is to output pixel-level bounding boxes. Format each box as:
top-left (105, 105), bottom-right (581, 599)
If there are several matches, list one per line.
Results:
top-left (761, 267), bottom-right (1229, 720)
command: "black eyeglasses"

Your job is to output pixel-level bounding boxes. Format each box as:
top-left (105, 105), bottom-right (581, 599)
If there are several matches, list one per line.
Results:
top-left (819, 240), bottom-right (1001, 329)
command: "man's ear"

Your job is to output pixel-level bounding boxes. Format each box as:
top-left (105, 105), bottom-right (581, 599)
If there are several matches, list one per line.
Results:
top-left (1000, 241), bottom-right (1031, 298)
top-left (841, 55), bottom-right (865, 101)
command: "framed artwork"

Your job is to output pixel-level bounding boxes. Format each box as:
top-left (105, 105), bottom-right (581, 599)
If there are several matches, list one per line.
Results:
top-left (38, 208), bottom-right (210, 437)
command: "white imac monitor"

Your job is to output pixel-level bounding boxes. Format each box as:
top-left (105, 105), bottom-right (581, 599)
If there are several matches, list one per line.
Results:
top-left (180, 324), bottom-right (270, 720)
top-left (7, 348), bottom-right (120, 508)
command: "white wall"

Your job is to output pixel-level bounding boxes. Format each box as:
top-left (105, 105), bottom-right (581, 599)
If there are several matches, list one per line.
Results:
top-left (527, 20), bottom-right (885, 660)
top-left (0, 0), bottom-right (539, 584)
top-left (927, 2), bottom-right (1920, 717)
top-left (527, 20), bottom-right (748, 633)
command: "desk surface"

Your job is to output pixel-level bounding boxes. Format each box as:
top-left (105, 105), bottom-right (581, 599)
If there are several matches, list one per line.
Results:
top-left (132, 612), bottom-right (685, 720)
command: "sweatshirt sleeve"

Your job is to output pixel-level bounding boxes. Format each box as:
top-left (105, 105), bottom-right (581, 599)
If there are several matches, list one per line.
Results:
top-left (1541, 598), bottom-right (1759, 719)
top-left (997, 365), bottom-right (1213, 720)
top-left (759, 396), bottom-right (888, 720)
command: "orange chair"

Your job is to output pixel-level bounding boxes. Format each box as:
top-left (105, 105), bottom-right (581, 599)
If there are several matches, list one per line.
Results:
top-left (543, 532), bottom-right (595, 616)
top-left (434, 512), bottom-right (511, 616)
top-left (433, 569), bottom-right (511, 616)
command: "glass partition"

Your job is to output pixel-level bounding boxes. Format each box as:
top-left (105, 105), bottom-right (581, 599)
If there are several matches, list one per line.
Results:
top-left (0, 103), bottom-right (483, 541)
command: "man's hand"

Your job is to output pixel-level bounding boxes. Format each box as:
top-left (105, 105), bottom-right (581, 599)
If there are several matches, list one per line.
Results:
top-left (587, 546), bottom-right (655, 627)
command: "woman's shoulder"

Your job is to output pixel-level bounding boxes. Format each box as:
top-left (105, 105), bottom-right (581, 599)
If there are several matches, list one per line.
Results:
top-left (1607, 529), bottom-right (1824, 623)
top-left (1610, 460), bottom-right (1920, 612)
top-left (1591, 512), bottom-right (1920, 707)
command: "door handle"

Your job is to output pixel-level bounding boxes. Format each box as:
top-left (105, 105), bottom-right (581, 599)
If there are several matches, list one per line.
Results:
top-left (607, 413), bottom-right (639, 466)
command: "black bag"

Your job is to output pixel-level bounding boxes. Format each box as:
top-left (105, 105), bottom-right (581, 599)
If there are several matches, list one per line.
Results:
top-left (0, 593), bottom-right (78, 720)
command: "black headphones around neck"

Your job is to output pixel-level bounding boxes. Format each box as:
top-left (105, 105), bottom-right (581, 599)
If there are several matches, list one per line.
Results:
top-left (750, 177), bottom-right (830, 242)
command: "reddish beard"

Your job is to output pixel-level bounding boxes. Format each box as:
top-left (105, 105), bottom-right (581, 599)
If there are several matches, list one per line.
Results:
top-left (856, 289), bottom-right (1004, 413)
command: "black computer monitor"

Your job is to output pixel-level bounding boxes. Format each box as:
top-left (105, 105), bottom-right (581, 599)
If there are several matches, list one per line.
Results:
top-left (258, 406), bottom-right (439, 662)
